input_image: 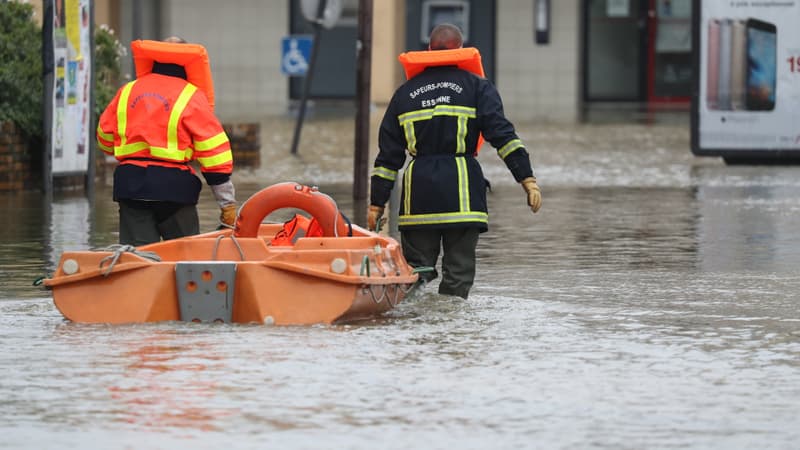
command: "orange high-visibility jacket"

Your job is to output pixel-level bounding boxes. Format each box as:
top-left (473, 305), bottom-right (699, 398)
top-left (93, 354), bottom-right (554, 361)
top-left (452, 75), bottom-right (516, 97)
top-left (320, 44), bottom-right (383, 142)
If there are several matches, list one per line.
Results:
top-left (96, 74), bottom-right (232, 175)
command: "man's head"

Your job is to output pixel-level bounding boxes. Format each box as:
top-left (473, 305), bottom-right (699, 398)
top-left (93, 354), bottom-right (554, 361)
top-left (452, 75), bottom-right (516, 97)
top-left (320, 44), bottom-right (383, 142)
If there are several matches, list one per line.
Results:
top-left (428, 23), bottom-right (463, 51)
top-left (152, 36), bottom-right (189, 79)
top-left (163, 35), bottom-right (187, 44)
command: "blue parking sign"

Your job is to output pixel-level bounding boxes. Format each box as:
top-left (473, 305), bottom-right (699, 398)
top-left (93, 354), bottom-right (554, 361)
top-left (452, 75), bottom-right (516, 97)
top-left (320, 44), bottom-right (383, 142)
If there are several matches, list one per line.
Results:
top-left (281, 35), bottom-right (313, 76)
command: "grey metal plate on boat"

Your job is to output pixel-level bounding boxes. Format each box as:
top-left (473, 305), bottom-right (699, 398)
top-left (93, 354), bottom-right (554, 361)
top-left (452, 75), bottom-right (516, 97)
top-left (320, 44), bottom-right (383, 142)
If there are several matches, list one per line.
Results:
top-left (175, 262), bottom-right (236, 323)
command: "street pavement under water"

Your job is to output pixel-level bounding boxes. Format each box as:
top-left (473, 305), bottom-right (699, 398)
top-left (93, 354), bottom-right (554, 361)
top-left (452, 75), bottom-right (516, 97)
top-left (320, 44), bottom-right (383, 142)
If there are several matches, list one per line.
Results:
top-left (1, 113), bottom-right (799, 449)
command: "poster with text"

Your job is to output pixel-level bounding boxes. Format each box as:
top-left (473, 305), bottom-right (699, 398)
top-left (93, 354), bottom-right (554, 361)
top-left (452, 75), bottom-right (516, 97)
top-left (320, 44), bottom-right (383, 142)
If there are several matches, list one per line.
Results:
top-left (692, 0), bottom-right (800, 159)
top-left (49, 0), bottom-right (92, 175)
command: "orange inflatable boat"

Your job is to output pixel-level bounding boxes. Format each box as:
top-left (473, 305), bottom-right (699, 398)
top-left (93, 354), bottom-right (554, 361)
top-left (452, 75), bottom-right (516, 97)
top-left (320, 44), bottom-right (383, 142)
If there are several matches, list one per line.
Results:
top-left (44, 182), bottom-right (419, 325)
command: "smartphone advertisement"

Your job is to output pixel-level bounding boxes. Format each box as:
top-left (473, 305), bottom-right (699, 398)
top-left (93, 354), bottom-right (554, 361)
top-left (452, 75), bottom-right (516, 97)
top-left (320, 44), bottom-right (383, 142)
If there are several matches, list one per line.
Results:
top-left (692, 1), bottom-right (800, 161)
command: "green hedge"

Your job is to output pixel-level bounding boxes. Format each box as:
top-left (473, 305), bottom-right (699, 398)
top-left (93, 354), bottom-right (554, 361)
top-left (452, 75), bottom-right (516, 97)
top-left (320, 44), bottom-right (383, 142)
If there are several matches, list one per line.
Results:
top-left (0, 4), bottom-right (124, 143)
top-left (0, 2), bottom-right (43, 139)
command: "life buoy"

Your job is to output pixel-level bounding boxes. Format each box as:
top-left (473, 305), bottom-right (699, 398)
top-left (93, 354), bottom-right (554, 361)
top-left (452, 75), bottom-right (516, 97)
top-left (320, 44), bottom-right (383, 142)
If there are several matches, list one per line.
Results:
top-left (398, 47), bottom-right (486, 154)
top-left (131, 39), bottom-right (216, 108)
top-left (234, 182), bottom-right (351, 238)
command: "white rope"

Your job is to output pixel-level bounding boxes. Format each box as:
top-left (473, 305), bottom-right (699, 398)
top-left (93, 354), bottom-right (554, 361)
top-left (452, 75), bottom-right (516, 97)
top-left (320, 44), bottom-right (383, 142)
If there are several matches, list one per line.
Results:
top-left (97, 244), bottom-right (161, 277)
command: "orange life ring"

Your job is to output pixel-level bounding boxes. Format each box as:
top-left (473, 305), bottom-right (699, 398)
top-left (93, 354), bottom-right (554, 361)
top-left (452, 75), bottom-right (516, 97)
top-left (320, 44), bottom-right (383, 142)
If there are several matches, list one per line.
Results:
top-left (131, 39), bottom-right (216, 108)
top-left (234, 182), bottom-right (351, 238)
top-left (398, 47), bottom-right (486, 154)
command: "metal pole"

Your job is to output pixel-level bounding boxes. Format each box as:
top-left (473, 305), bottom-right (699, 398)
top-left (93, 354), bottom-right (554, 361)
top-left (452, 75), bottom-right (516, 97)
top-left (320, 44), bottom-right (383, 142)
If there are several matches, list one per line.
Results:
top-left (352, 0), bottom-right (372, 205)
top-left (42, 0), bottom-right (54, 195)
top-left (132, 0), bottom-right (142, 40)
top-left (290, 0), bottom-right (327, 155)
top-left (85, 0), bottom-right (95, 199)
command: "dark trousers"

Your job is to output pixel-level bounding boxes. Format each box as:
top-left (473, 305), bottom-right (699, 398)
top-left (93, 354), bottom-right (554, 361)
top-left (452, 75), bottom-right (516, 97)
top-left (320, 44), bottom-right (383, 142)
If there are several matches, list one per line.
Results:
top-left (401, 227), bottom-right (480, 299)
top-left (118, 200), bottom-right (199, 246)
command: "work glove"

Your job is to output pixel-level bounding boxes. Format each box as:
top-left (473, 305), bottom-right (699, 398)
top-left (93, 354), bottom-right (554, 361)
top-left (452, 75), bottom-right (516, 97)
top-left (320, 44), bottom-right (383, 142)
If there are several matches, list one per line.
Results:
top-left (219, 203), bottom-right (237, 228)
top-left (520, 177), bottom-right (541, 213)
top-left (367, 205), bottom-right (385, 232)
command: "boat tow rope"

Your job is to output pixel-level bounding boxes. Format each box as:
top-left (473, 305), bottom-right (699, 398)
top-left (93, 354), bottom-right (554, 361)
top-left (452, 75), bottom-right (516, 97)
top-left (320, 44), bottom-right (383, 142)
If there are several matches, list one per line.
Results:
top-left (212, 234), bottom-right (245, 260)
top-left (364, 283), bottom-right (405, 307)
top-left (359, 255), bottom-right (432, 306)
top-left (97, 244), bottom-right (161, 277)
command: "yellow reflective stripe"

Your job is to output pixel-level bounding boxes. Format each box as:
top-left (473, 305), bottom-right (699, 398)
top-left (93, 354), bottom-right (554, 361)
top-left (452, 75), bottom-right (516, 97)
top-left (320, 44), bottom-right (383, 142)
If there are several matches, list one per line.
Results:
top-left (403, 121), bottom-right (417, 156)
top-left (403, 160), bottom-right (414, 214)
top-left (398, 105), bottom-right (476, 156)
top-left (168, 84), bottom-right (197, 153)
top-left (398, 211), bottom-right (488, 227)
top-left (398, 109), bottom-right (433, 122)
top-left (498, 139), bottom-right (523, 159)
top-left (398, 105), bottom-right (476, 125)
top-left (196, 149), bottom-right (233, 167)
top-left (372, 166), bottom-right (397, 181)
top-left (96, 124), bottom-right (113, 142)
top-left (115, 141), bottom-right (151, 157)
top-left (194, 131), bottom-right (229, 151)
top-left (456, 116), bottom-right (468, 154)
top-left (97, 140), bottom-right (113, 153)
top-left (431, 105), bottom-right (476, 117)
top-left (117, 81), bottom-right (136, 147)
top-left (150, 145), bottom-right (188, 161)
top-left (456, 156), bottom-right (470, 211)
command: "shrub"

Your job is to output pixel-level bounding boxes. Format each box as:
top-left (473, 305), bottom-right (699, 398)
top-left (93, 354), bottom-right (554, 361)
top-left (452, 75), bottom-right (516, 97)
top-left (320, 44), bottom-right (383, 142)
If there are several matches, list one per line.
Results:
top-left (0, 3), bottom-right (124, 141)
top-left (94, 24), bottom-right (126, 120)
top-left (0, 2), bottom-right (43, 139)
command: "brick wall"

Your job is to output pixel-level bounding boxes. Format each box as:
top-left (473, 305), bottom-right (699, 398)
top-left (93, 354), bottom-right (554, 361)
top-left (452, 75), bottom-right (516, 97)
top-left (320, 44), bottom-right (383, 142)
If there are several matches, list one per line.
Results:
top-left (1, 121), bottom-right (259, 192)
top-left (224, 122), bottom-right (260, 169)
top-left (0, 121), bottom-right (38, 192)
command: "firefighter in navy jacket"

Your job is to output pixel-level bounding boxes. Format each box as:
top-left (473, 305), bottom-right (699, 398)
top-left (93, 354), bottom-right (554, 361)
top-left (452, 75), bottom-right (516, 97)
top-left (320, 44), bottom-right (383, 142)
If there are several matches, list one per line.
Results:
top-left (368, 23), bottom-right (541, 299)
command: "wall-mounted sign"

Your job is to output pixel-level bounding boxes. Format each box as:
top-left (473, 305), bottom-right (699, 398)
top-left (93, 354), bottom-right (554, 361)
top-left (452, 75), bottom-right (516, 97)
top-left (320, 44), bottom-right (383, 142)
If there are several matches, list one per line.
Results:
top-left (46, 0), bottom-right (93, 176)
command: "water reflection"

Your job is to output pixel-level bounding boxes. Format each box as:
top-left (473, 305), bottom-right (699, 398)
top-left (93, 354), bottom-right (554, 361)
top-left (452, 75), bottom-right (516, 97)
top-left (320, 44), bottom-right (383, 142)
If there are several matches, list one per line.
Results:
top-left (692, 164), bottom-right (800, 272)
top-left (46, 193), bottom-right (92, 269)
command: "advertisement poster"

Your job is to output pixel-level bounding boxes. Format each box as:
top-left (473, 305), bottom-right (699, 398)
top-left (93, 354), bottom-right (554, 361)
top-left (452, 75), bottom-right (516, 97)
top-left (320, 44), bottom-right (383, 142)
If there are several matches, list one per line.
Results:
top-left (49, 0), bottom-right (92, 175)
top-left (692, 0), bottom-right (800, 160)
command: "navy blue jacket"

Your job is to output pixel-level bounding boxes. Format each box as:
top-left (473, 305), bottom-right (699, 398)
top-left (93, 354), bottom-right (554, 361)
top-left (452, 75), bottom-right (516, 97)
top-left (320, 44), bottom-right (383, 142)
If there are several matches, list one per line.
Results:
top-left (370, 65), bottom-right (534, 231)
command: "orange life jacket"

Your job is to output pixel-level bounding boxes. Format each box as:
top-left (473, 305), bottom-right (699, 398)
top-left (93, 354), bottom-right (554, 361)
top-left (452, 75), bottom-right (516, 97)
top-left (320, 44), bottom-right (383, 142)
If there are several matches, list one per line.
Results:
top-left (398, 47), bottom-right (486, 154)
top-left (131, 39), bottom-right (216, 108)
top-left (397, 47), bottom-right (485, 80)
top-left (270, 214), bottom-right (324, 246)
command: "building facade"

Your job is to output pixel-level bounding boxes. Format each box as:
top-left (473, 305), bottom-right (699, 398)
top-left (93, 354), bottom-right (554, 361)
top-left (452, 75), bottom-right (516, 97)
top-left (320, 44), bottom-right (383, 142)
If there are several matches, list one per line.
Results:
top-left (85, 0), bottom-right (691, 124)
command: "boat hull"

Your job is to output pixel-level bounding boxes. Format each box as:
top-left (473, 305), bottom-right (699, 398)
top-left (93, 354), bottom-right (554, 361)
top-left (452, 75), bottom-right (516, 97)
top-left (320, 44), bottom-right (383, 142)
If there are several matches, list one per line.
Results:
top-left (46, 224), bottom-right (417, 325)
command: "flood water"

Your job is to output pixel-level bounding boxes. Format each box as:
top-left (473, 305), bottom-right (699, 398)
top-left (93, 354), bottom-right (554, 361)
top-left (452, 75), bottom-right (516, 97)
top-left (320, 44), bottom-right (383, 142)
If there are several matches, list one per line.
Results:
top-left (1, 116), bottom-right (799, 449)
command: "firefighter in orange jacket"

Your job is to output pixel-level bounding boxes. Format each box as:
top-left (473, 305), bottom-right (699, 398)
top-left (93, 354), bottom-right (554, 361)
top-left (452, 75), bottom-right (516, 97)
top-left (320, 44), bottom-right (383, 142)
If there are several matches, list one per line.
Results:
top-left (97, 37), bottom-right (236, 246)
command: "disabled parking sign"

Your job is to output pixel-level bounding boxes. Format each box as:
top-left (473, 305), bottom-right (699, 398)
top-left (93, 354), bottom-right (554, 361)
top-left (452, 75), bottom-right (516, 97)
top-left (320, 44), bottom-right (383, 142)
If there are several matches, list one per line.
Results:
top-left (281, 35), bottom-right (313, 76)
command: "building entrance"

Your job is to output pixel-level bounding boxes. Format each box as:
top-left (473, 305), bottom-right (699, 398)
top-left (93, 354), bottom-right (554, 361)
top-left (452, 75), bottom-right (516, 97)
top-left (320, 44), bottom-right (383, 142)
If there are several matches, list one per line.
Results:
top-left (583, 0), bottom-right (692, 105)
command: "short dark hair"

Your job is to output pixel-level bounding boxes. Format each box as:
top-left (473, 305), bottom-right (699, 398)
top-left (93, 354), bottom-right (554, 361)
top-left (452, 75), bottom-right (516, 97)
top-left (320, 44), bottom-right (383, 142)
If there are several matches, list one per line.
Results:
top-left (428, 23), bottom-right (463, 50)
top-left (163, 36), bottom-right (187, 44)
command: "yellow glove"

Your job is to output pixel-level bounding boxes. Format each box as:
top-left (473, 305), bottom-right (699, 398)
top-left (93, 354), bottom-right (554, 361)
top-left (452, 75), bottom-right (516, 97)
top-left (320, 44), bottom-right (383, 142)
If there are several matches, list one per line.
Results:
top-left (219, 203), bottom-right (237, 228)
top-left (367, 205), bottom-right (385, 232)
top-left (520, 177), bottom-right (541, 213)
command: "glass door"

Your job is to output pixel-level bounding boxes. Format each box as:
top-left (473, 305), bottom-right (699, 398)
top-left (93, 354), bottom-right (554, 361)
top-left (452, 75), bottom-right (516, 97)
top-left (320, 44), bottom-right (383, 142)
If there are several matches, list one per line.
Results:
top-left (647, 0), bottom-right (693, 103)
top-left (584, 0), bottom-right (647, 101)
